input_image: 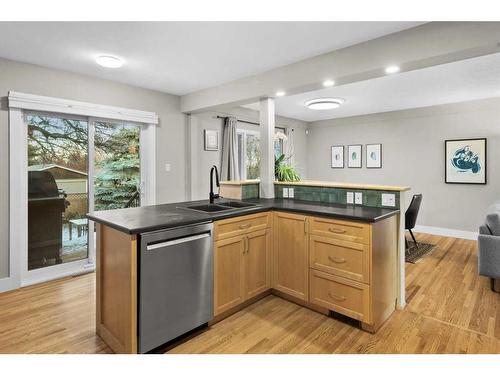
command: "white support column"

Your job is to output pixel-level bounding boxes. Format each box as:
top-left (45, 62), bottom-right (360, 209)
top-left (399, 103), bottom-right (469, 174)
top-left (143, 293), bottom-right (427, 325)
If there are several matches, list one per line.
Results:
top-left (396, 191), bottom-right (408, 309)
top-left (259, 98), bottom-right (275, 198)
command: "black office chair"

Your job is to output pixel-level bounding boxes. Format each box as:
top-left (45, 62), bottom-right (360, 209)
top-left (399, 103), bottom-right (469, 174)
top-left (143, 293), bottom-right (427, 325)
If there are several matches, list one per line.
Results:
top-left (405, 194), bottom-right (423, 251)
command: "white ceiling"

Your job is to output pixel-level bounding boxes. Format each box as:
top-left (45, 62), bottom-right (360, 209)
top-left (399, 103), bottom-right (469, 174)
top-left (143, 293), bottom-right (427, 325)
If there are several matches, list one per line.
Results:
top-left (0, 22), bottom-right (422, 95)
top-left (243, 53), bottom-right (500, 122)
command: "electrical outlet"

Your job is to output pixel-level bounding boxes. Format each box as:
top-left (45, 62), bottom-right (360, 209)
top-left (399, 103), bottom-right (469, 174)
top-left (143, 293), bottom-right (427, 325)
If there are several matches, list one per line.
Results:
top-left (288, 188), bottom-right (294, 198)
top-left (164, 163), bottom-right (171, 172)
top-left (382, 193), bottom-right (396, 207)
top-left (346, 192), bottom-right (354, 204)
top-left (355, 192), bottom-right (363, 205)
top-left (283, 187), bottom-right (289, 198)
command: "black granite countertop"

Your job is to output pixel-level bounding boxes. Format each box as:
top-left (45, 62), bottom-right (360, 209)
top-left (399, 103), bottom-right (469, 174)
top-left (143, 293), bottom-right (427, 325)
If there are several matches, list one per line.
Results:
top-left (86, 198), bottom-right (399, 235)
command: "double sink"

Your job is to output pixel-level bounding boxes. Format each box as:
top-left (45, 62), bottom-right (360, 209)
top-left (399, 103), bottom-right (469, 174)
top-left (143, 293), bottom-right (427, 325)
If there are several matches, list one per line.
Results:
top-left (183, 201), bottom-right (258, 213)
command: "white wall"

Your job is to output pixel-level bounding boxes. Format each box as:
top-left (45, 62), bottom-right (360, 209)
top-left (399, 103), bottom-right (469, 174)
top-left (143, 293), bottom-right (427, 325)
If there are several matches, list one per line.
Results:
top-left (189, 106), bottom-right (308, 200)
top-left (0, 57), bottom-right (187, 279)
top-left (306, 97), bottom-right (500, 232)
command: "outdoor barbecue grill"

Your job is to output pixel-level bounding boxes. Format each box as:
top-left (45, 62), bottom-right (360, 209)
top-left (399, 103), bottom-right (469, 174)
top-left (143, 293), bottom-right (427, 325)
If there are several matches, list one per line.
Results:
top-left (28, 170), bottom-right (70, 270)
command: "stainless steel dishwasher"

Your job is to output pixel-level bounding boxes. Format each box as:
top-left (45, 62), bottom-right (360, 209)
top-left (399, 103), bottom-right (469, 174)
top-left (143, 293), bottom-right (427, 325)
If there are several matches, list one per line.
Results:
top-left (138, 222), bottom-right (213, 353)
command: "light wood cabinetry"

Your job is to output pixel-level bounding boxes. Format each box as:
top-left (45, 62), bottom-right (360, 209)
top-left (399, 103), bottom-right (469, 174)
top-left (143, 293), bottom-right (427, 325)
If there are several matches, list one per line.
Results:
top-left (213, 236), bottom-right (246, 316)
top-left (245, 229), bottom-right (272, 299)
top-left (213, 213), bottom-right (272, 316)
top-left (307, 215), bottom-right (398, 332)
top-left (309, 235), bottom-right (370, 283)
top-left (272, 212), bottom-right (309, 301)
top-left (309, 216), bottom-right (370, 245)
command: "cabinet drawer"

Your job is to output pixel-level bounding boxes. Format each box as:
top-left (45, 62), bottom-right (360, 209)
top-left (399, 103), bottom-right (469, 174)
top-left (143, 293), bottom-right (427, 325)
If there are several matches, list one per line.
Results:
top-left (309, 236), bottom-right (370, 283)
top-left (214, 212), bottom-right (270, 241)
top-left (309, 270), bottom-right (371, 323)
top-left (309, 216), bottom-right (370, 245)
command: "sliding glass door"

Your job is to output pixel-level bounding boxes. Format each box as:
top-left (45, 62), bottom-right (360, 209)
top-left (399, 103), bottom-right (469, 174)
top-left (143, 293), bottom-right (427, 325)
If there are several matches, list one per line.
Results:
top-left (24, 114), bottom-right (148, 282)
top-left (26, 114), bottom-right (89, 271)
top-left (94, 121), bottom-right (142, 211)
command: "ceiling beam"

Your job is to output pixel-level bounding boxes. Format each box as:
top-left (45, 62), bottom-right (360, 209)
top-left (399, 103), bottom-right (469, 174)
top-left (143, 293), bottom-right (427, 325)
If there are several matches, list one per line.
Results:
top-left (180, 22), bottom-right (500, 114)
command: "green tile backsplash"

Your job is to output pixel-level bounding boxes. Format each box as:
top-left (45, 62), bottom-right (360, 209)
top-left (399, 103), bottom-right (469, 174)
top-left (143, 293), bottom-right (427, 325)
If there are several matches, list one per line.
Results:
top-left (242, 183), bottom-right (260, 199)
top-left (274, 185), bottom-right (399, 209)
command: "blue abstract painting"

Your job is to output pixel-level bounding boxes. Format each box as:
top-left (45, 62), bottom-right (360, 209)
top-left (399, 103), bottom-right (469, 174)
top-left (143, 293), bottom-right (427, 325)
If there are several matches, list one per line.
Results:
top-left (451, 145), bottom-right (481, 174)
top-left (445, 138), bottom-right (486, 184)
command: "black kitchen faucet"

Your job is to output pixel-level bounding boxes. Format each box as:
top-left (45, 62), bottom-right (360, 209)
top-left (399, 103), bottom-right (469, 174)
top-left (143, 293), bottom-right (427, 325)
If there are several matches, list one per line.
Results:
top-left (209, 165), bottom-right (220, 204)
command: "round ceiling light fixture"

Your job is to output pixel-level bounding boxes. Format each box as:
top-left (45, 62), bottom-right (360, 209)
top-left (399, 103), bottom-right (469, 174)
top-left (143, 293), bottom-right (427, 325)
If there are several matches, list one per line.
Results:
top-left (323, 79), bottom-right (335, 87)
top-left (305, 97), bottom-right (345, 110)
top-left (384, 65), bottom-right (400, 74)
top-left (95, 55), bottom-right (124, 68)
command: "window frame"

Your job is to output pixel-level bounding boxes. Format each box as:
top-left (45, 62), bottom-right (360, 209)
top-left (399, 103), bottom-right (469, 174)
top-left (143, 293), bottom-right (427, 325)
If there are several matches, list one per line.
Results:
top-left (236, 125), bottom-right (286, 181)
top-left (5, 92), bottom-right (157, 292)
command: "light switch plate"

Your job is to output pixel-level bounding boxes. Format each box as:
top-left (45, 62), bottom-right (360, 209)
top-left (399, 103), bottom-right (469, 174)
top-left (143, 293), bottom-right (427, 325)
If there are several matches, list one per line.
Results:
top-left (288, 188), bottom-right (294, 198)
top-left (355, 192), bottom-right (363, 205)
top-left (283, 187), bottom-right (289, 198)
top-left (346, 192), bottom-right (354, 204)
top-left (382, 193), bottom-right (396, 207)
top-left (164, 163), bottom-right (171, 172)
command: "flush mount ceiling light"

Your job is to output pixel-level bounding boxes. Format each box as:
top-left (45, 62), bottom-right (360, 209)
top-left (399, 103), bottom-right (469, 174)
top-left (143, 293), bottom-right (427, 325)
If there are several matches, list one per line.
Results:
top-left (275, 90), bottom-right (286, 97)
top-left (305, 97), bottom-right (345, 110)
top-left (385, 65), bottom-right (400, 74)
top-left (323, 79), bottom-right (335, 87)
top-left (96, 55), bottom-right (123, 68)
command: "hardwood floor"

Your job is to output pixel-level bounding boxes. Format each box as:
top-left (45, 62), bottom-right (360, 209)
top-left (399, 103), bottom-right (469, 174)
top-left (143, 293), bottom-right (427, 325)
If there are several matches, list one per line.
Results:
top-left (0, 233), bottom-right (498, 354)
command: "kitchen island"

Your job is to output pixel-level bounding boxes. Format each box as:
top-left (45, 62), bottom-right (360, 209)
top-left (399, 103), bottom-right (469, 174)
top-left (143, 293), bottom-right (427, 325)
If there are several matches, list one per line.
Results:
top-left (88, 197), bottom-right (401, 353)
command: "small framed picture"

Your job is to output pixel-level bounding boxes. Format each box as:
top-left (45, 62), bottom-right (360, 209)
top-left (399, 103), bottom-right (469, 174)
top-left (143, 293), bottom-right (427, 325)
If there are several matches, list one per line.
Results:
top-left (366, 144), bottom-right (382, 168)
top-left (348, 144), bottom-right (362, 168)
top-left (204, 129), bottom-right (219, 151)
top-left (331, 145), bottom-right (344, 168)
top-left (445, 138), bottom-right (487, 184)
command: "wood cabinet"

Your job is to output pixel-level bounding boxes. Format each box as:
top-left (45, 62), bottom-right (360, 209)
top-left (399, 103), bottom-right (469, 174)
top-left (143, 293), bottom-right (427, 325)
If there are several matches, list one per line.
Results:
top-left (213, 214), bottom-right (271, 316)
top-left (213, 236), bottom-right (246, 316)
top-left (245, 229), bottom-right (272, 299)
top-left (307, 215), bottom-right (398, 332)
top-left (272, 212), bottom-right (309, 301)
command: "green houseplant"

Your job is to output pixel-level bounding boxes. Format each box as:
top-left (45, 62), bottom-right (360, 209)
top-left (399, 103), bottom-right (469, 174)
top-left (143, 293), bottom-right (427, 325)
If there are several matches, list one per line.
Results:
top-left (275, 153), bottom-right (300, 182)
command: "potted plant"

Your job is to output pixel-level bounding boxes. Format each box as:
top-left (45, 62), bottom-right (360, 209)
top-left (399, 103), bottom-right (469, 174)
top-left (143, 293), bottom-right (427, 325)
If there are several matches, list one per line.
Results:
top-left (275, 153), bottom-right (300, 182)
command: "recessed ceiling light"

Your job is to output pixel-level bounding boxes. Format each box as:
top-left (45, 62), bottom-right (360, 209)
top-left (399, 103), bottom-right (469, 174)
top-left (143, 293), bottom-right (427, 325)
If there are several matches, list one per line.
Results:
top-left (275, 90), bottom-right (286, 97)
top-left (323, 79), bottom-right (335, 87)
top-left (96, 55), bottom-right (123, 68)
top-left (305, 97), bottom-right (345, 110)
top-left (385, 65), bottom-right (400, 74)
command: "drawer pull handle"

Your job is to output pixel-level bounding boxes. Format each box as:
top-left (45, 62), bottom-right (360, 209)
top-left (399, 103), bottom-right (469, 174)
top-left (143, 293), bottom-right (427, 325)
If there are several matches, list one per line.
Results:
top-left (328, 228), bottom-right (346, 234)
top-left (328, 293), bottom-right (346, 302)
top-left (328, 256), bottom-right (346, 264)
top-left (239, 223), bottom-right (251, 229)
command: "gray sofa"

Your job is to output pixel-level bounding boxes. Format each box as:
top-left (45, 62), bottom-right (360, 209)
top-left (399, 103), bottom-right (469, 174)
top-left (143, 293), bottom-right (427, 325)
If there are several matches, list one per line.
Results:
top-left (478, 201), bottom-right (500, 292)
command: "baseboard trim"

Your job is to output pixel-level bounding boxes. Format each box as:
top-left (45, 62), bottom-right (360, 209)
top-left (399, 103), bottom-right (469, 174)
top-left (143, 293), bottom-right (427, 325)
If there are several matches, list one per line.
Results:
top-left (413, 225), bottom-right (478, 240)
top-left (0, 276), bottom-right (16, 293)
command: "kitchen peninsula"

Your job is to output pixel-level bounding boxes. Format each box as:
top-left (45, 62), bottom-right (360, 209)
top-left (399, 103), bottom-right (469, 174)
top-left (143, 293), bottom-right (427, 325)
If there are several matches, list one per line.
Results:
top-left (87, 181), bottom-right (409, 354)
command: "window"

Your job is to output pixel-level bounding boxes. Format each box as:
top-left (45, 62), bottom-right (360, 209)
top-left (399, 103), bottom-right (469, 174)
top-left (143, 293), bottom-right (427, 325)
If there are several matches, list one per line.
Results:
top-left (237, 127), bottom-right (285, 180)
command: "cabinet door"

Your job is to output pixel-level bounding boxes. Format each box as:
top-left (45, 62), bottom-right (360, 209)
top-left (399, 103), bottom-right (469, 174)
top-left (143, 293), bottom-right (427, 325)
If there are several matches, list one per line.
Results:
top-left (214, 236), bottom-right (245, 316)
top-left (245, 229), bottom-right (271, 299)
top-left (273, 212), bottom-right (309, 301)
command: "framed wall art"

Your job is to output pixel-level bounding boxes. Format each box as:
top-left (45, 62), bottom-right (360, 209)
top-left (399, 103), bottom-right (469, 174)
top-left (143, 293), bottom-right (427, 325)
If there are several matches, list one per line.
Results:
top-left (204, 129), bottom-right (219, 151)
top-left (348, 144), bottom-right (362, 168)
top-left (366, 143), bottom-right (382, 168)
top-left (331, 145), bottom-right (344, 168)
top-left (445, 138), bottom-right (486, 184)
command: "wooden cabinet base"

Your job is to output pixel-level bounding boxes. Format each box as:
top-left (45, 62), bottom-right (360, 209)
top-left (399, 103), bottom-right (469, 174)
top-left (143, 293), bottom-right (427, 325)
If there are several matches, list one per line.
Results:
top-left (96, 224), bottom-right (138, 354)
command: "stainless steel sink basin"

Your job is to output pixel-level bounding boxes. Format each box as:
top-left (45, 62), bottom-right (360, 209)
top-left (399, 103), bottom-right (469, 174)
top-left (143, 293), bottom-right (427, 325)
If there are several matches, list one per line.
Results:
top-left (184, 204), bottom-right (233, 213)
top-left (218, 201), bottom-right (257, 208)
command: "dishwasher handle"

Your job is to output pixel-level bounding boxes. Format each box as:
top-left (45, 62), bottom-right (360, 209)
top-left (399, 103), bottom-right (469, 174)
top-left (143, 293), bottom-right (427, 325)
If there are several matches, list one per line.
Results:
top-left (146, 233), bottom-right (211, 251)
